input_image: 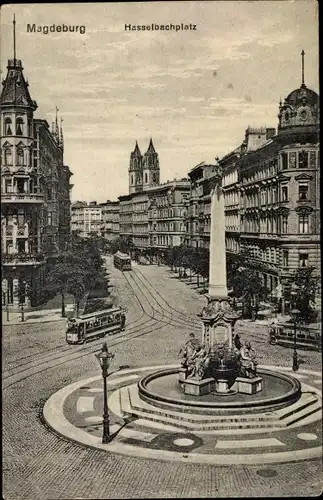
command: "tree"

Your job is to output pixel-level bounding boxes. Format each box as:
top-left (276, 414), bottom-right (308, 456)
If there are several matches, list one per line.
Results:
top-left (109, 236), bottom-right (136, 256)
top-left (42, 232), bottom-right (110, 317)
top-left (228, 267), bottom-right (268, 319)
top-left (292, 266), bottom-right (319, 323)
top-left (43, 252), bottom-right (87, 317)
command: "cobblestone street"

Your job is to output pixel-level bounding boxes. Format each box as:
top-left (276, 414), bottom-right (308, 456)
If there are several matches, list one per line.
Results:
top-left (3, 259), bottom-right (322, 499)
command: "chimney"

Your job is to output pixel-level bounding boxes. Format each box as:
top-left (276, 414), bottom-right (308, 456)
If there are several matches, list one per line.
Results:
top-left (266, 128), bottom-right (276, 140)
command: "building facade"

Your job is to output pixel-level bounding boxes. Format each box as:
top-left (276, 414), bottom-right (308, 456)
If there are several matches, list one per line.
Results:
top-left (100, 200), bottom-right (120, 243)
top-left (118, 194), bottom-right (133, 240)
top-left (185, 162), bottom-right (220, 249)
top-left (184, 71), bottom-right (320, 308)
top-left (148, 179), bottom-right (190, 249)
top-left (239, 83), bottom-right (320, 305)
top-left (1, 57), bottom-right (72, 307)
top-left (70, 201), bottom-right (102, 238)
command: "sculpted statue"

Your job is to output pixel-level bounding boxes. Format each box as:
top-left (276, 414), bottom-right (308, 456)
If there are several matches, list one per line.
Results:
top-left (188, 344), bottom-right (210, 380)
top-left (239, 341), bottom-right (258, 378)
top-left (179, 333), bottom-right (201, 376)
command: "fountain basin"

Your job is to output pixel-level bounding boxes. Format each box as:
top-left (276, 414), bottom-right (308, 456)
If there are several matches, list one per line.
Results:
top-left (138, 367), bottom-right (301, 415)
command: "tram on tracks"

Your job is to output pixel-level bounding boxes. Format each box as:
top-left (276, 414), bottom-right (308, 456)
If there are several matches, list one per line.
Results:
top-left (269, 322), bottom-right (321, 351)
top-left (66, 307), bottom-right (126, 344)
top-left (113, 251), bottom-right (132, 271)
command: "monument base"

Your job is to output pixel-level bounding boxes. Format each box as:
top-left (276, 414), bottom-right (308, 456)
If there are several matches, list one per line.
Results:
top-left (178, 367), bottom-right (187, 384)
top-left (235, 376), bottom-right (263, 395)
top-left (183, 377), bottom-right (214, 396)
top-left (213, 378), bottom-right (238, 395)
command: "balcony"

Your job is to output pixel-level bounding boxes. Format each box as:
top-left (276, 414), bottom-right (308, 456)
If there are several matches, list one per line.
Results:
top-left (1, 193), bottom-right (45, 204)
top-left (2, 252), bottom-right (46, 266)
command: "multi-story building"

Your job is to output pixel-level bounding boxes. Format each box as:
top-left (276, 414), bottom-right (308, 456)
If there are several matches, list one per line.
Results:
top-left (239, 80), bottom-right (320, 305)
top-left (132, 191), bottom-right (149, 249)
top-left (185, 162), bottom-right (220, 249)
top-left (100, 200), bottom-right (120, 243)
top-left (221, 146), bottom-right (243, 257)
top-left (1, 55), bottom-right (72, 307)
top-left (148, 179), bottom-right (190, 249)
top-left (129, 139), bottom-right (160, 194)
top-left (184, 58), bottom-right (320, 309)
top-left (118, 194), bottom-right (133, 240)
top-left (71, 201), bottom-right (102, 238)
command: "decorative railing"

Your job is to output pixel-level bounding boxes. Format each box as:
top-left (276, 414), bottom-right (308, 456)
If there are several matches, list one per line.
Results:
top-left (2, 252), bottom-right (45, 264)
top-left (2, 193), bottom-right (44, 202)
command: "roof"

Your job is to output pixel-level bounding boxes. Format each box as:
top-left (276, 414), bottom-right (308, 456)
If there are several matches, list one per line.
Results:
top-left (114, 251), bottom-right (131, 259)
top-left (132, 141), bottom-right (142, 156)
top-left (284, 84), bottom-right (319, 107)
top-left (145, 138), bottom-right (157, 155)
top-left (0, 59), bottom-right (37, 109)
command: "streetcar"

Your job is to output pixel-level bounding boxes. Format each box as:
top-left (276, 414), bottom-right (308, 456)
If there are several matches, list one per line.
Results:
top-left (66, 307), bottom-right (126, 344)
top-left (113, 251), bottom-right (132, 271)
top-left (269, 322), bottom-right (321, 351)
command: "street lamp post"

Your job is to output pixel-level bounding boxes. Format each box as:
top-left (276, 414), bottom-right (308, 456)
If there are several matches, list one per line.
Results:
top-left (95, 343), bottom-right (115, 443)
top-left (290, 283), bottom-right (300, 372)
top-left (290, 308), bottom-right (300, 371)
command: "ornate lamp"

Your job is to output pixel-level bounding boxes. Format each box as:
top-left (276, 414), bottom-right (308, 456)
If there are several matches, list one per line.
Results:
top-left (95, 343), bottom-right (115, 443)
top-left (290, 308), bottom-right (300, 371)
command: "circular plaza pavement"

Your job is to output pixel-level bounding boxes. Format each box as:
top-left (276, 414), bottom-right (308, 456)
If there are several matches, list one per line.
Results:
top-left (43, 364), bottom-right (322, 466)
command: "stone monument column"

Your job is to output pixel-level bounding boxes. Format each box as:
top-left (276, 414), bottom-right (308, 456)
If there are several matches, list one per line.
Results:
top-left (208, 182), bottom-right (228, 300)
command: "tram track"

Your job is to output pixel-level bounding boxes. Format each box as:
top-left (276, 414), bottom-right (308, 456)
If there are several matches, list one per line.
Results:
top-left (133, 269), bottom-right (200, 326)
top-left (131, 267), bottom-right (202, 328)
top-left (3, 266), bottom-right (178, 389)
top-left (3, 262), bottom-right (209, 390)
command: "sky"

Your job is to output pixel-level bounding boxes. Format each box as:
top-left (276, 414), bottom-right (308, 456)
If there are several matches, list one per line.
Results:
top-left (0, 1), bottom-right (319, 203)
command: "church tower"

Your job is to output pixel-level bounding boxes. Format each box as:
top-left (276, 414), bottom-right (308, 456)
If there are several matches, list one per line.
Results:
top-left (129, 141), bottom-right (143, 194)
top-left (142, 138), bottom-right (160, 189)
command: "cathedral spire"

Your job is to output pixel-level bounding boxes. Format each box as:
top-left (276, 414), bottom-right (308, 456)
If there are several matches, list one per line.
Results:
top-left (146, 137), bottom-right (156, 154)
top-left (133, 140), bottom-right (141, 155)
top-left (301, 49), bottom-right (306, 87)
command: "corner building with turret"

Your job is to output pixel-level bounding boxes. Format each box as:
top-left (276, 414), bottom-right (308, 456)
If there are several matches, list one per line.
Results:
top-left (1, 57), bottom-right (73, 308)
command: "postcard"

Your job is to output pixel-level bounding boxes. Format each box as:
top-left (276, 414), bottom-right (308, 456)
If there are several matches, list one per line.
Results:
top-left (1, 2), bottom-right (321, 499)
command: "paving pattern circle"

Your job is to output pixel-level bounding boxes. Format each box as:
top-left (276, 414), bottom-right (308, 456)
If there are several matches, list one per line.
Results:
top-left (297, 433), bottom-right (318, 441)
top-left (173, 438), bottom-right (195, 447)
top-left (43, 364), bottom-right (322, 466)
top-left (256, 468), bottom-right (278, 478)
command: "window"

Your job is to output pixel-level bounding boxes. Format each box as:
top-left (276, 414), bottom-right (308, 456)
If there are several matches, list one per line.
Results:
top-left (299, 253), bottom-right (309, 267)
top-left (4, 118), bottom-right (12, 135)
top-left (281, 185), bottom-right (288, 201)
top-left (17, 148), bottom-right (24, 166)
top-left (4, 148), bottom-right (12, 165)
top-left (282, 215), bottom-right (288, 233)
top-left (281, 153), bottom-right (288, 169)
top-left (298, 214), bottom-right (309, 234)
top-left (283, 250), bottom-right (289, 267)
top-left (298, 151), bottom-right (308, 169)
top-left (298, 182), bottom-right (309, 200)
top-left (16, 118), bottom-right (24, 136)
top-left (5, 179), bottom-right (12, 193)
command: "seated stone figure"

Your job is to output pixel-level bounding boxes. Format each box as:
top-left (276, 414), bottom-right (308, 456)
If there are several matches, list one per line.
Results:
top-left (188, 344), bottom-right (210, 380)
top-left (179, 333), bottom-right (201, 376)
top-left (239, 341), bottom-right (258, 378)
